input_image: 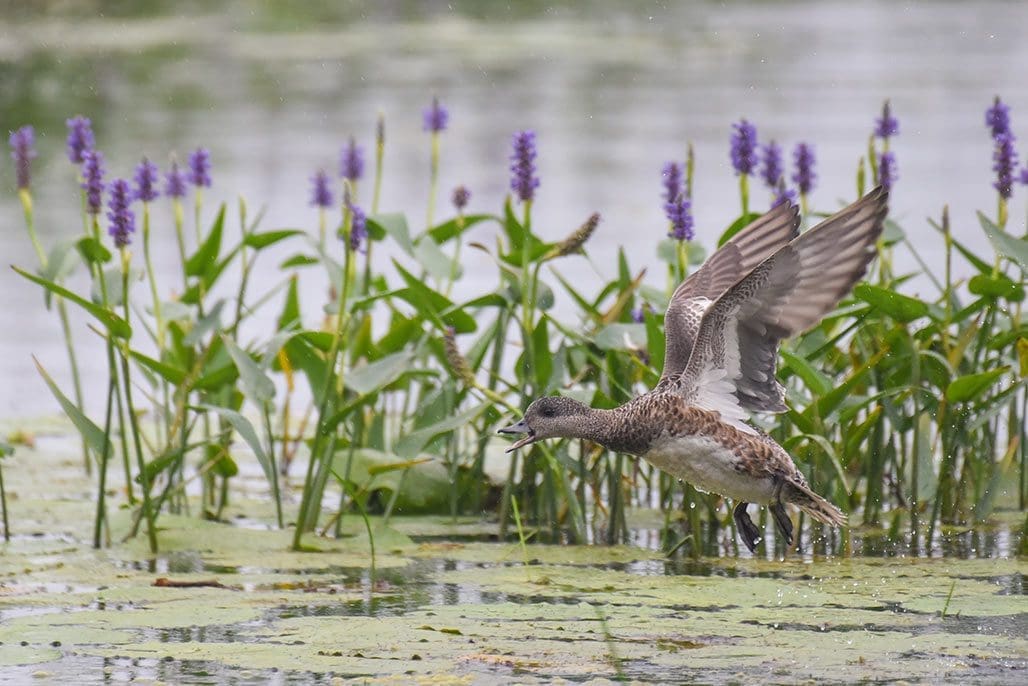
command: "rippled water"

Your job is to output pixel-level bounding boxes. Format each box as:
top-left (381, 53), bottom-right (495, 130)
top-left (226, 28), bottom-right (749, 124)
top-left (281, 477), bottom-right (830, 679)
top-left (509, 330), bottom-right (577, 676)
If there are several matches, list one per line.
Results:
top-left (2, 1), bottom-right (1027, 415)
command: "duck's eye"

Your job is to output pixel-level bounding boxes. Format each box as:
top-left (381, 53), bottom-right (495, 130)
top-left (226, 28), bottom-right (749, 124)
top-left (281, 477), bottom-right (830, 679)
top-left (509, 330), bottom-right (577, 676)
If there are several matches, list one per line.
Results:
top-left (540, 406), bottom-right (556, 418)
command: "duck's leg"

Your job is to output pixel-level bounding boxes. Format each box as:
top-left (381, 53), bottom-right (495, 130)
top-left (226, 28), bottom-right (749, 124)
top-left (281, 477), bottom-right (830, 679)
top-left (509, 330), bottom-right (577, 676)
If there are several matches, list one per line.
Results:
top-left (733, 501), bottom-right (761, 553)
top-left (770, 501), bottom-right (794, 546)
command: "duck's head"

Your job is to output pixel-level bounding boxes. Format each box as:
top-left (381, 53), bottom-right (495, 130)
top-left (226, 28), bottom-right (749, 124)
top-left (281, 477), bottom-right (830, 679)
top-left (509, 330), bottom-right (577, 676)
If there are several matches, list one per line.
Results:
top-left (498, 396), bottom-right (591, 453)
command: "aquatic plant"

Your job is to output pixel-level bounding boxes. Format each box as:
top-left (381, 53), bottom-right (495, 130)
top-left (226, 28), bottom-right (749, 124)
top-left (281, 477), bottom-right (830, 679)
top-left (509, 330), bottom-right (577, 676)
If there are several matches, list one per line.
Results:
top-left (9, 95), bottom-right (1026, 561)
top-left (65, 115), bottom-right (95, 164)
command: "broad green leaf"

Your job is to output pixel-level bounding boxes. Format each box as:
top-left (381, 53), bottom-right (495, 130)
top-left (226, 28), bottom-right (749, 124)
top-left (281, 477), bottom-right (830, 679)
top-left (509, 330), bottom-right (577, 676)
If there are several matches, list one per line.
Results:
top-left (593, 323), bottom-right (646, 351)
top-left (222, 335), bottom-right (275, 406)
top-left (979, 211), bottom-right (1028, 272)
top-left (395, 404), bottom-right (486, 460)
top-left (127, 349), bottom-right (187, 385)
top-left (780, 349), bottom-right (832, 396)
top-left (393, 262), bottom-right (476, 333)
top-left (75, 236), bottom-right (112, 266)
top-left (185, 205), bottom-right (226, 276)
top-left (183, 299), bottom-right (225, 346)
top-left (945, 368), bottom-right (1008, 403)
top-left (347, 351), bottom-right (417, 394)
top-left (853, 284), bottom-right (930, 323)
top-left (427, 214), bottom-right (494, 243)
top-left (34, 357), bottom-right (107, 457)
top-left (413, 236), bottom-right (454, 281)
top-left (280, 254), bottom-right (319, 269)
top-left (532, 318), bottom-right (552, 389)
top-left (968, 273), bottom-right (1025, 301)
top-left (277, 275), bottom-right (301, 331)
top-left (199, 404), bottom-right (274, 485)
top-left (369, 213), bottom-right (414, 255)
top-left (244, 228), bottom-right (303, 249)
top-left (13, 266), bottom-right (132, 339)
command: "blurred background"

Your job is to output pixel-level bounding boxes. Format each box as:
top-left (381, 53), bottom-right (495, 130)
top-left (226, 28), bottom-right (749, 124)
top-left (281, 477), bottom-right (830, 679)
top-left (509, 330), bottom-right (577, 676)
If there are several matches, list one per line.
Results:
top-left (2, 0), bottom-right (1027, 416)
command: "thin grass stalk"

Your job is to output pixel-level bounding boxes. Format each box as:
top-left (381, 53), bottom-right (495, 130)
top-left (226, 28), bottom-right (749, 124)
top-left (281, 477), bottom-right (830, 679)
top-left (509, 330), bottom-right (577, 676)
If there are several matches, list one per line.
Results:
top-left (262, 405), bottom-right (283, 528)
top-left (92, 372), bottom-right (117, 549)
top-left (0, 456), bottom-right (8, 542)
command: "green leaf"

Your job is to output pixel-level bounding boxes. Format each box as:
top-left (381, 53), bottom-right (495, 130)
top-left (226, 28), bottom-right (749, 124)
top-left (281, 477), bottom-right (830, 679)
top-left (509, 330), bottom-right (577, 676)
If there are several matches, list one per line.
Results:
top-left (945, 368), bottom-right (1008, 404)
top-left (199, 405), bottom-right (274, 485)
top-left (34, 357), bottom-right (108, 457)
top-left (413, 236), bottom-right (454, 281)
top-left (13, 266), bottom-right (132, 339)
top-left (277, 275), bottom-right (301, 331)
top-left (75, 236), bottom-right (112, 266)
top-left (332, 449), bottom-right (450, 513)
top-left (185, 205), bottom-right (226, 276)
top-left (532, 317), bottom-right (552, 389)
top-left (393, 262), bottom-right (477, 333)
top-left (222, 335), bottom-right (275, 406)
top-left (427, 214), bottom-right (494, 243)
top-left (127, 349), bottom-right (187, 385)
top-left (853, 284), bottom-right (930, 323)
top-left (593, 323), bottom-right (646, 351)
top-left (280, 254), bottom-right (319, 269)
top-left (183, 299), bottom-right (225, 346)
top-left (968, 273), bottom-right (1025, 301)
top-left (244, 228), bottom-right (303, 249)
top-left (347, 351), bottom-right (417, 394)
top-left (395, 404), bottom-right (486, 460)
top-left (979, 211), bottom-right (1028, 272)
top-left (780, 349), bottom-right (832, 396)
top-left (368, 213), bottom-right (414, 255)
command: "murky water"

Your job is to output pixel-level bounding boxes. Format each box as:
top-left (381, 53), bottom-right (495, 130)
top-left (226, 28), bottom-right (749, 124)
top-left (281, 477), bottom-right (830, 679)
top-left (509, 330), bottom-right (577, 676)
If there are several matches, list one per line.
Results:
top-left (3, 1), bottom-right (1028, 416)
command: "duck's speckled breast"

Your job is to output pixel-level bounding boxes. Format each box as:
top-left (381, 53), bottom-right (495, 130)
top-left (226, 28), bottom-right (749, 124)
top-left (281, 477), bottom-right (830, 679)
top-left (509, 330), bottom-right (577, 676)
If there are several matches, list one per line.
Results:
top-left (642, 433), bottom-right (776, 504)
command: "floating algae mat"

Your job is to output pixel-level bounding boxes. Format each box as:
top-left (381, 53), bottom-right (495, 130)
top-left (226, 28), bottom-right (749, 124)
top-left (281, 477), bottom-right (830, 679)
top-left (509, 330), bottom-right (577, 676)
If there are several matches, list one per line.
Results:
top-left (1, 434), bottom-right (1026, 683)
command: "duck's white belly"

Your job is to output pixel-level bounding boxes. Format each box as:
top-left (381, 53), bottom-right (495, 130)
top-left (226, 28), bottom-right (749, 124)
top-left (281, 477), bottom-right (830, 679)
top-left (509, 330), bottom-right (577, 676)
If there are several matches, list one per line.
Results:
top-left (642, 434), bottom-right (775, 504)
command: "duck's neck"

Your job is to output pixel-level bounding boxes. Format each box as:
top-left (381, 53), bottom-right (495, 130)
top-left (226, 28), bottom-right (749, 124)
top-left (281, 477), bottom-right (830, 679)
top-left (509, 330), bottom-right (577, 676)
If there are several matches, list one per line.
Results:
top-left (572, 406), bottom-right (643, 455)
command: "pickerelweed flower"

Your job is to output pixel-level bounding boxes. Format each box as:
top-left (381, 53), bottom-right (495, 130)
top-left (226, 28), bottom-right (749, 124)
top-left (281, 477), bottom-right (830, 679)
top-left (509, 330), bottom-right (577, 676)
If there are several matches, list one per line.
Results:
top-left (510, 130), bottom-right (540, 203)
top-left (133, 157), bottom-right (160, 202)
top-left (874, 100), bottom-right (899, 139)
top-left (187, 148), bottom-right (212, 187)
top-left (792, 142), bottom-right (817, 195)
top-left (772, 180), bottom-right (797, 208)
top-left (759, 140), bottom-right (784, 188)
top-left (348, 203), bottom-right (368, 252)
top-left (452, 185), bottom-right (470, 211)
top-left (878, 151), bottom-right (898, 191)
top-left (311, 170), bottom-right (333, 208)
top-left (423, 97), bottom-right (449, 133)
top-left (65, 116), bottom-right (95, 164)
top-left (8, 125), bottom-right (36, 190)
top-left (81, 150), bottom-right (106, 214)
top-left (1019, 165), bottom-right (1028, 187)
top-left (661, 162), bottom-right (683, 203)
top-left (164, 160), bottom-right (188, 198)
top-left (992, 132), bottom-right (1018, 199)
top-left (985, 96), bottom-right (1011, 139)
top-left (664, 195), bottom-right (694, 241)
top-left (106, 178), bottom-right (136, 248)
top-left (730, 119), bottom-right (758, 176)
top-left (340, 137), bottom-right (364, 181)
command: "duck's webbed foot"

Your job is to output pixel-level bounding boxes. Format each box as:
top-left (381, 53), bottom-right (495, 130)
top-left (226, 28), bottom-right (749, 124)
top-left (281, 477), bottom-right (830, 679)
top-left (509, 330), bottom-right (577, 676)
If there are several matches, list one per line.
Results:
top-left (733, 502), bottom-right (761, 553)
top-left (770, 501), bottom-right (794, 546)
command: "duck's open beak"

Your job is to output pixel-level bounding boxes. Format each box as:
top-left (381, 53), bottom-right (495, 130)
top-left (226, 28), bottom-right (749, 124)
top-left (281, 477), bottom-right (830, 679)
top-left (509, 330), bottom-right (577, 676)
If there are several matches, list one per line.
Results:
top-left (498, 419), bottom-right (537, 453)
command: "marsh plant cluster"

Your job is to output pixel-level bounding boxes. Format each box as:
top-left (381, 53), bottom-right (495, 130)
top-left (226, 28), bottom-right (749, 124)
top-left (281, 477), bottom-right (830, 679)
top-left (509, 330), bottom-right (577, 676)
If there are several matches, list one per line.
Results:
top-left (3, 98), bottom-right (1026, 557)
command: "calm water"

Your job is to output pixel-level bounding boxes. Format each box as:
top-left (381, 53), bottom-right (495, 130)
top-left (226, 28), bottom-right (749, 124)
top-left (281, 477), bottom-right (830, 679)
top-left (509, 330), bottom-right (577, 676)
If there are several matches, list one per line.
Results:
top-left (2, 1), bottom-right (1028, 416)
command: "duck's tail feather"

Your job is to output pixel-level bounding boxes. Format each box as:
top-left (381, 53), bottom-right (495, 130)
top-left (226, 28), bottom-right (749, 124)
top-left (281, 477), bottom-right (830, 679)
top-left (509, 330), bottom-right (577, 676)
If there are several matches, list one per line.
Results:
top-left (782, 480), bottom-right (848, 528)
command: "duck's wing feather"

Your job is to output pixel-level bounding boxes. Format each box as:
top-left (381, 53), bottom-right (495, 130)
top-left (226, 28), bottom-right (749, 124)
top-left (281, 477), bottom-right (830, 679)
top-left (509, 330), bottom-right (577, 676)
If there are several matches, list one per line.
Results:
top-left (673, 187), bottom-right (888, 433)
top-left (659, 201), bottom-right (800, 386)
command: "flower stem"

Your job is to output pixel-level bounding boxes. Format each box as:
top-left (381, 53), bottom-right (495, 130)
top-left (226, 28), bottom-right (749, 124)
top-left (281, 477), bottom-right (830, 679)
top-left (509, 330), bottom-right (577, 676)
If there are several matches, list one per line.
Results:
top-left (426, 132), bottom-right (440, 228)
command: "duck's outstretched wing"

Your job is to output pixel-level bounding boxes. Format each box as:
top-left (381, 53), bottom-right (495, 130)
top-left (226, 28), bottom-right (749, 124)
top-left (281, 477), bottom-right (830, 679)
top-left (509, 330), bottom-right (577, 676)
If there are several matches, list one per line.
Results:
top-left (673, 187), bottom-right (888, 433)
top-left (658, 202), bottom-right (800, 386)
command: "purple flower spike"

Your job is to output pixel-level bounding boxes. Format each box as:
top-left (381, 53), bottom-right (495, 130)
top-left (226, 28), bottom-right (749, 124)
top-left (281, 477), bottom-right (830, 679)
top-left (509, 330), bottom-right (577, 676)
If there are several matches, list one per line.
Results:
top-left (340, 137), bottom-right (364, 181)
top-left (187, 148), bottom-right (212, 188)
top-left (661, 162), bottom-right (683, 203)
top-left (164, 160), bottom-right (188, 198)
top-left (664, 195), bottom-right (694, 241)
top-left (772, 181), bottom-right (797, 208)
top-left (878, 151), bottom-right (898, 191)
top-left (8, 125), bottom-right (36, 190)
top-left (792, 143), bottom-right (817, 195)
top-left (81, 150), bottom-right (106, 215)
top-left (759, 140), bottom-right (784, 188)
top-left (133, 157), bottom-right (160, 202)
top-left (992, 133), bottom-right (1018, 199)
top-left (348, 203), bottom-right (367, 252)
top-left (452, 185), bottom-right (470, 211)
top-left (422, 97), bottom-right (449, 133)
top-left (1019, 165), bottom-right (1028, 187)
top-left (730, 119), bottom-right (758, 176)
top-left (510, 130), bottom-right (540, 203)
top-left (106, 178), bottom-right (136, 248)
top-left (985, 97), bottom-right (1011, 139)
top-left (874, 100), bottom-right (899, 139)
top-left (311, 170), bottom-right (333, 208)
top-left (65, 116), bottom-right (95, 164)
